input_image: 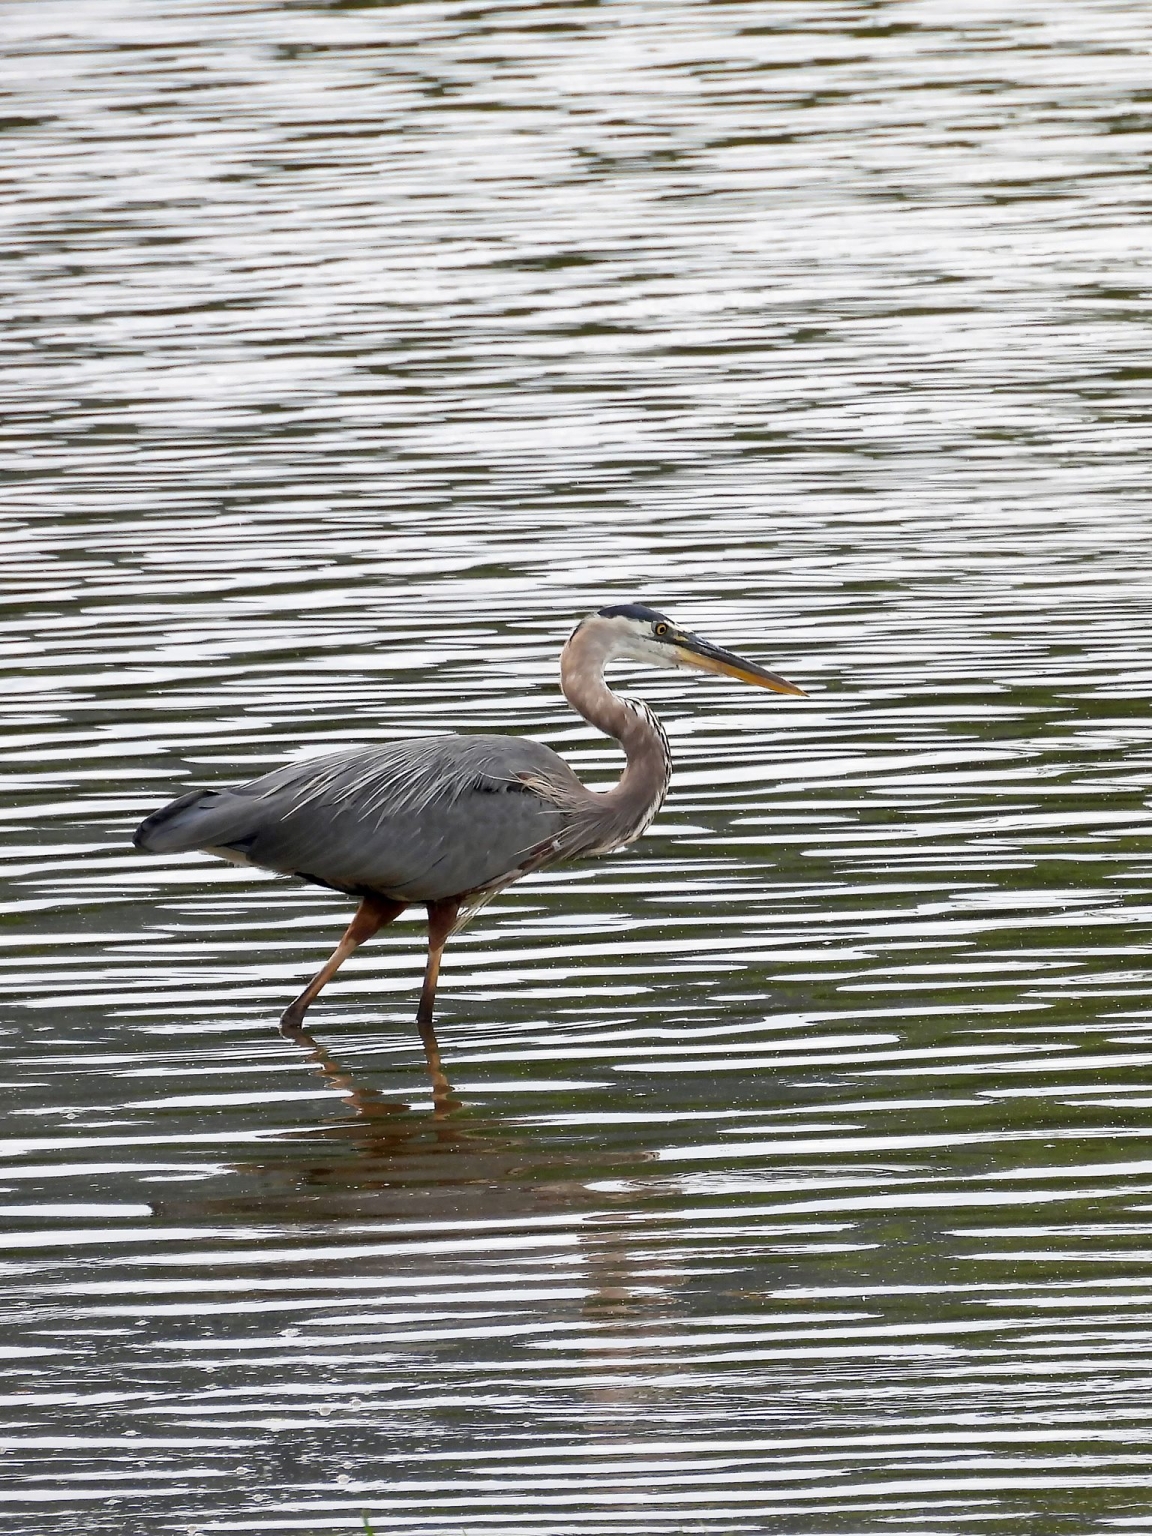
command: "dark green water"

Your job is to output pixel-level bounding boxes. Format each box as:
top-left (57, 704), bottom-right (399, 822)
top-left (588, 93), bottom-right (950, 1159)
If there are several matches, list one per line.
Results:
top-left (3, 0), bottom-right (1152, 1531)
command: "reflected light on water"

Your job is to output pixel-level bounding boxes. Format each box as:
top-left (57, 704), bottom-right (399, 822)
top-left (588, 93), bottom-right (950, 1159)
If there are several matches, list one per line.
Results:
top-left (4, 0), bottom-right (1152, 1530)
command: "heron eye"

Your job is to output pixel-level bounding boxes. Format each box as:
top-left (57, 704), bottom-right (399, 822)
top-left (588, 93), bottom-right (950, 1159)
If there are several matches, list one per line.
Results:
top-left (654, 622), bottom-right (669, 637)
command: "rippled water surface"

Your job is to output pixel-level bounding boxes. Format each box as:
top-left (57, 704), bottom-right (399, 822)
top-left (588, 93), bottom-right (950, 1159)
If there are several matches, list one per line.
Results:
top-left (4, 0), bottom-right (1152, 1530)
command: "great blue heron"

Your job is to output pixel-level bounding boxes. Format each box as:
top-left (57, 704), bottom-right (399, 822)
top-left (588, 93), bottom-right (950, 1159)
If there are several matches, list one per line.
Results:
top-left (134, 604), bottom-right (804, 1084)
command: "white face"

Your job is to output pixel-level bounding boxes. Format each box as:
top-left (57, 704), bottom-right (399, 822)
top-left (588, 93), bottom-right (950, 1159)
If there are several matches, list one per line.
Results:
top-left (573, 610), bottom-right (805, 697)
top-left (601, 614), bottom-right (685, 670)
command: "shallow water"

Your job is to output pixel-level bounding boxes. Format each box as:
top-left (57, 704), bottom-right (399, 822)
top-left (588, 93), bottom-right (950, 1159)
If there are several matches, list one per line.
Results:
top-left (4, 0), bottom-right (1152, 1531)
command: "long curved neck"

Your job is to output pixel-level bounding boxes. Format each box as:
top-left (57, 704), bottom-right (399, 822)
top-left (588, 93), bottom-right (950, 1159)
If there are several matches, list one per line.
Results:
top-left (559, 624), bottom-right (671, 841)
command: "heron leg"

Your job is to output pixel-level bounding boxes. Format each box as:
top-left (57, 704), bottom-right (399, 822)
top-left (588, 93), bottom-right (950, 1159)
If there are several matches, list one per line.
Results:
top-left (280, 895), bottom-right (406, 1033)
top-left (417, 898), bottom-right (461, 1107)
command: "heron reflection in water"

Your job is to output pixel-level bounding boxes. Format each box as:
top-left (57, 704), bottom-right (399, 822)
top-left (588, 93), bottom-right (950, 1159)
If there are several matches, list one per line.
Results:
top-left (134, 604), bottom-right (804, 1092)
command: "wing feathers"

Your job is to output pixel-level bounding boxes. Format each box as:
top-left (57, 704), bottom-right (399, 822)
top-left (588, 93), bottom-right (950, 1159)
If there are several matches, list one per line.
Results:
top-left (135, 735), bottom-right (583, 904)
top-left (248, 737), bottom-right (560, 826)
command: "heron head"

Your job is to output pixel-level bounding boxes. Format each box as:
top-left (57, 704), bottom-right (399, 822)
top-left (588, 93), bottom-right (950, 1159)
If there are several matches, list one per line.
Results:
top-left (576, 603), bottom-right (806, 696)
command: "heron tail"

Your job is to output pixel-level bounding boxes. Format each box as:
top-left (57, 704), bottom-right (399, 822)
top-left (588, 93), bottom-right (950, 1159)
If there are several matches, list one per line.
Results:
top-left (133, 788), bottom-right (259, 855)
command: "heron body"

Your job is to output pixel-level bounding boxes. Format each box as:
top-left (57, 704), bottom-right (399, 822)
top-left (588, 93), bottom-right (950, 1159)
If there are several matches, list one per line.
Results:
top-left (134, 604), bottom-right (803, 1083)
top-left (136, 735), bottom-right (578, 906)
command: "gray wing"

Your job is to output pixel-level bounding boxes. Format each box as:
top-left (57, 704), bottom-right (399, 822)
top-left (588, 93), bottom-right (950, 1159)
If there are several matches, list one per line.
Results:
top-left (134, 735), bottom-right (581, 903)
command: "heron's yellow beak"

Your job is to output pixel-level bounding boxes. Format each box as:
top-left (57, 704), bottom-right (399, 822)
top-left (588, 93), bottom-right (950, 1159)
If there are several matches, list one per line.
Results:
top-left (669, 631), bottom-right (806, 696)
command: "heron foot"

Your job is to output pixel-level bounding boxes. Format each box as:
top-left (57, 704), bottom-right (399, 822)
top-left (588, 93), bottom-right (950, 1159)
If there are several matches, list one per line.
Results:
top-left (279, 1003), bottom-right (309, 1034)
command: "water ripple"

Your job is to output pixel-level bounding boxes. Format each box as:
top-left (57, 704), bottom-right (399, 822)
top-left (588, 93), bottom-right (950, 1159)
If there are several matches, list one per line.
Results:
top-left (3, 0), bottom-right (1152, 1530)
